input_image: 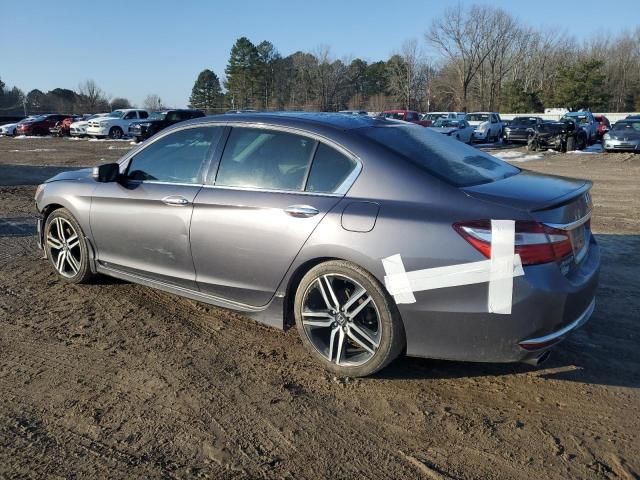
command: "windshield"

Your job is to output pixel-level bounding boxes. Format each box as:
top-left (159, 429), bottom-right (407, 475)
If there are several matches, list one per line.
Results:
top-left (562, 114), bottom-right (588, 125)
top-left (358, 124), bottom-right (519, 187)
top-left (107, 110), bottom-right (126, 119)
top-left (466, 113), bottom-right (489, 122)
top-left (380, 112), bottom-right (405, 120)
top-left (424, 113), bottom-right (446, 121)
top-left (612, 121), bottom-right (640, 132)
top-left (433, 119), bottom-right (459, 128)
top-left (148, 111), bottom-right (167, 120)
top-left (511, 117), bottom-right (538, 126)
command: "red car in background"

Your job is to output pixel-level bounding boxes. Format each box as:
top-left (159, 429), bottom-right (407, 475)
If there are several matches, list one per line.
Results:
top-left (15, 114), bottom-right (70, 136)
top-left (594, 115), bottom-right (611, 140)
top-left (50, 115), bottom-right (82, 137)
top-left (379, 109), bottom-right (432, 126)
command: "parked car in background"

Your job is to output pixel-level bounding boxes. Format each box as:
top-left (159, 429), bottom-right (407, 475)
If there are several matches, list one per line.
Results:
top-left (428, 118), bottom-right (474, 143)
top-left (593, 115), bottom-right (611, 140)
top-left (603, 120), bottom-right (640, 152)
top-left (35, 112), bottom-right (599, 377)
top-left (15, 114), bottom-right (70, 136)
top-left (422, 112), bottom-right (466, 123)
top-left (467, 112), bottom-right (503, 143)
top-left (502, 116), bottom-right (544, 144)
top-left (339, 110), bottom-right (369, 115)
top-left (50, 115), bottom-right (82, 137)
top-left (0, 122), bottom-right (19, 136)
top-left (527, 119), bottom-right (587, 152)
top-left (86, 109), bottom-right (149, 139)
top-left (70, 113), bottom-right (110, 138)
top-left (379, 110), bottom-right (431, 126)
top-left (625, 114), bottom-right (640, 120)
top-left (129, 109), bottom-right (205, 142)
top-left (560, 111), bottom-right (597, 145)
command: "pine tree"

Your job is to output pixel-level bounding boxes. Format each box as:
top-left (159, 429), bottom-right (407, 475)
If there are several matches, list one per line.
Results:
top-left (224, 37), bottom-right (259, 109)
top-left (189, 69), bottom-right (223, 113)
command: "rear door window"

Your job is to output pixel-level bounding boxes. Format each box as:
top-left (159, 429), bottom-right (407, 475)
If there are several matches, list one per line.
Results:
top-left (215, 128), bottom-right (316, 191)
top-left (358, 124), bottom-right (519, 187)
top-left (126, 126), bottom-right (222, 184)
top-left (305, 143), bottom-right (357, 193)
top-left (139, 111), bottom-right (149, 119)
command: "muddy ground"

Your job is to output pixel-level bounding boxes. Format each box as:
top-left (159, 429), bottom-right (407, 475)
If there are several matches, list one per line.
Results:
top-left (0, 136), bottom-right (638, 479)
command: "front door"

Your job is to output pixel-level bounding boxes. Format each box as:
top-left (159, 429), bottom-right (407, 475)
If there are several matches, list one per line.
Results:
top-left (90, 125), bottom-right (224, 289)
top-left (190, 127), bottom-right (360, 307)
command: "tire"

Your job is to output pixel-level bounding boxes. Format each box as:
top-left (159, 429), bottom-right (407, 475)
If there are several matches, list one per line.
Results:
top-left (109, 127), bottom-right (123, 139)
top-left (294, 260), bottom-right (405, 377)
top-left (44, 208), bottom-right (95, 284)
top-left (566, 136), bottom-right (576, 151)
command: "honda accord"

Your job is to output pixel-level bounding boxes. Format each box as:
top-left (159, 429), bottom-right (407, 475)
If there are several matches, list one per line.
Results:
top-left (35, 113), bottom-right (599, 377)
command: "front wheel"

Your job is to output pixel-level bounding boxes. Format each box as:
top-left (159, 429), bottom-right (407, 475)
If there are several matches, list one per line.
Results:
top-left (109, 127), bottom-right (123, 139)
top-left (44, 208), bottom-right (95, 284)
top-left (294, 260), bottom-right (405, 377)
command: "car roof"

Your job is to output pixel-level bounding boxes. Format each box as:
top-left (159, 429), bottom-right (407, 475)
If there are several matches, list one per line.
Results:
top-left (182, 111), bottom-right (396, 131)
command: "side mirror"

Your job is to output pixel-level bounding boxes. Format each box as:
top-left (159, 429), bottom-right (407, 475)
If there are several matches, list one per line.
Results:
top-left (92, 163), bottom-right (120, 182)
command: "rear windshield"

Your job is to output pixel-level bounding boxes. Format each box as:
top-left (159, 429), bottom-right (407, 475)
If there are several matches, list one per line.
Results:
top-left (511, 117), bottom-right (538, 126)
top-left (358, 124), bottom-right (519, 187)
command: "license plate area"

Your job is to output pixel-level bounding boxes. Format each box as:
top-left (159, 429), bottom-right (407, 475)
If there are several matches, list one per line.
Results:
top-left (569, 224), bottom-right (589, 264)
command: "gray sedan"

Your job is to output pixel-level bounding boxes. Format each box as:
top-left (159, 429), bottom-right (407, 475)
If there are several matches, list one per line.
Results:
top-left (603, 120), bottom-right (640, 152)
top-left (35, 113), bottom-right (599, 377)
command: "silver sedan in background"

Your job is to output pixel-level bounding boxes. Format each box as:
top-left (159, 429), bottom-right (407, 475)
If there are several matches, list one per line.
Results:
top-left (427, 118), bottom-right (474, 143)
top-left (603, 120), bottom-right (640, 152)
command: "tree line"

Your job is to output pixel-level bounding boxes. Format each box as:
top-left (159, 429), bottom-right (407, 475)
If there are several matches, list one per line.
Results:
top-left (0, 77), bottom-right (167, 116)
top-left (190, 4), bottom-right (640, 114)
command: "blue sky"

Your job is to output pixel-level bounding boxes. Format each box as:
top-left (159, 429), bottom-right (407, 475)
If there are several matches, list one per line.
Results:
top-left (2, 0), bottom-right (639, 107)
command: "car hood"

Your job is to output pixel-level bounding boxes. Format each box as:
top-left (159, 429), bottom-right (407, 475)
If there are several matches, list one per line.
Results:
top-left (0, 123), bottom-right (18, 129)
top-left (428, 127), bottom-right (458, 135)
top-left (45, 167), bottom-right (93, 183)
top-left (71, 120), bottom-right (88, 128)
top-left (467, 120), bottom-right (487, 127)
top-left (610, 130), bottom-right (640, 140)
top-left (462, 170), bottom-right (588, 212)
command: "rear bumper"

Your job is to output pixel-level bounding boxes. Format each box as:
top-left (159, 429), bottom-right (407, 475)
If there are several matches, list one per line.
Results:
top-left (518, 298), bottom-right (594, 350)
top-left (400, 236), bottom-right (600, 363)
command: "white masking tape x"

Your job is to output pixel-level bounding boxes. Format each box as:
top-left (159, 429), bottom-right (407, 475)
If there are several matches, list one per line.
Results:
top-left (382, 220), bottom-right (524, 314)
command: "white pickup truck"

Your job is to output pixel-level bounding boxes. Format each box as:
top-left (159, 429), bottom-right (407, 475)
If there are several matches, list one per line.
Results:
top-left (86, 109), bottom-right (149, 139)
top-left (467, 112), bottom-right (504, 143)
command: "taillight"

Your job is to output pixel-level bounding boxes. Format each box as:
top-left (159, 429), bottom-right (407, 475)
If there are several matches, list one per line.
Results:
top-left (453, 220), bottom-right (573, 265)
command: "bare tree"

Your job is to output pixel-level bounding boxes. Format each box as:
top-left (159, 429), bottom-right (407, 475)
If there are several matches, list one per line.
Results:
top-left (143, 94), bottom-right (164, 111)
top-left (77, 79), bottom-right (108, 112)
top-left (387, 39), bottom-right (431, 110)
top-left (425, 5), bottom-right (494, 110)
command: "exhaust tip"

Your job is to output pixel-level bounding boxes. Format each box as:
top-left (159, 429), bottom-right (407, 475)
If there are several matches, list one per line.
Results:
top-left (522, 351), bottom-right (551, 367)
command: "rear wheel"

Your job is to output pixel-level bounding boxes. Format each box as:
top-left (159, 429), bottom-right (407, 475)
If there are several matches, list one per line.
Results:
top-left (294, 260), bottom-right (405, 377)
top-left (44, 208), bottom-right (95, 284)
top-left (109, 127), bottom-right (123, 139)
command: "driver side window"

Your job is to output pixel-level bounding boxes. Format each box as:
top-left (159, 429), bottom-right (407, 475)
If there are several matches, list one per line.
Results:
top-left (126, 127), bottom-right (222, 184)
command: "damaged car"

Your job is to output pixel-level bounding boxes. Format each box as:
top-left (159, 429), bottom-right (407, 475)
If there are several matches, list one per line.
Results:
top-left (527, 119), bottom-right (588, 152)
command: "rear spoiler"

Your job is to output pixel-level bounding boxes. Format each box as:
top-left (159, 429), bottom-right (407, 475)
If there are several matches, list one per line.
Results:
top-left (531, 180), bottom-right (592, 212)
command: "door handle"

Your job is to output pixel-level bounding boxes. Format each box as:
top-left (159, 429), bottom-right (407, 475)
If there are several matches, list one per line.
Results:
top-left (284, 205), bottom-right (319, 218)
top-left (162, 195), bottom-right (190, 206)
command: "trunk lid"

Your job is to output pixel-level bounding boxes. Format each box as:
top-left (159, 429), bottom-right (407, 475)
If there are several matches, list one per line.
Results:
top-left (463, 170), bottom-right (593, 272)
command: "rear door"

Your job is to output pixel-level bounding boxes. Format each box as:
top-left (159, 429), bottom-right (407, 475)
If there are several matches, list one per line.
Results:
top-left (190, 126), bottom-right (360, 306)
top-left (90, 125), bottom-right (223, 288)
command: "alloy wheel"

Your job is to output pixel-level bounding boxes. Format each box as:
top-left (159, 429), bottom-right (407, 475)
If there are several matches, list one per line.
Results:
top-left (46, 217), bottom-right (82, 278)
top-left (301, 274), bottom-right (382, 366)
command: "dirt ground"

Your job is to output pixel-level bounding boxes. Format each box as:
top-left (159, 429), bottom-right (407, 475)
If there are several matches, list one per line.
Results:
top-left (0, 136), bottom-right (639, 479)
